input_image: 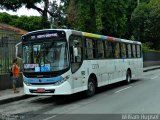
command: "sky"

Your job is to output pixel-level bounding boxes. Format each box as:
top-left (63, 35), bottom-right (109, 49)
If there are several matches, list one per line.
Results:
top-left (0, 6), bottom-right (41, 16)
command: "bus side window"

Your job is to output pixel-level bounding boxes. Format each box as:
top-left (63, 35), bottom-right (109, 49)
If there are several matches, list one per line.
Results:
top-left (127, 44), bottom-right (132, 58)
top-left (132, 44), bottom-right (136, 58)
top-left (107, 41), bottom-right (113, 58)
top-left (121, 43), bottom-right (126, 58)
top-left (113, 42), bottom-right (120, 58)
top-left (85, 38), bottom-right (94, 59)
top-left (104, 41), bottom-right (109, 58)
top-left (97, 40), bottom-right (104, 58)
top-left (136, 45), bottom-right (141, 58)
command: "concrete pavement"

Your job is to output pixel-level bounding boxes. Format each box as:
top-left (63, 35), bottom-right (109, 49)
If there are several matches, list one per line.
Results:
top-left (143, 65), bottom-right (160, 72)
top-left (0, 87), bottom-right (32, 105)
top-left (0, 65), bottom-right (160, 105)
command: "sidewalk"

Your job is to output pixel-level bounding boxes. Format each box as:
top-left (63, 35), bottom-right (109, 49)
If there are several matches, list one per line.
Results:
top-left (0, 87), bottom-right (31, 105)
top-left (0, 65), bottom-right (160, 105)
top-left (143, 65), bottom-right (160, 72)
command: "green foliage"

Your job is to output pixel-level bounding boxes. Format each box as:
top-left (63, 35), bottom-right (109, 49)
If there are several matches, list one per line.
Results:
top-left (13, 16), bottom-right (43, 31)
top-left (66, 0), bottom-right (138, 38)
top-left (1, 0), bottom-right (156, 47)
top-left (0, 0), bottom-right (42, 11)
top-left (49, 0), bottom-right (68, 29)
top-left (142, 42), bottom-right (160, 52)
top-left (131, 3), bottom-right (150, 42)
top-left (66, 0), bottom-right (77, 29)
top-left (131, 0), bottom-right (160, 50)
top-left (0, 0), bottom-right (51, 28)
top-left (142, 42), bottom-right (152, 52)
top-left (0, 12), bottom-right (12, 24)
top-left (0, 12), bottom-right (43, 31)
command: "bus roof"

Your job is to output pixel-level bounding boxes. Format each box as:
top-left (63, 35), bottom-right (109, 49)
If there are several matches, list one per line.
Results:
top-left (22, 29), bottom-right (141, 45)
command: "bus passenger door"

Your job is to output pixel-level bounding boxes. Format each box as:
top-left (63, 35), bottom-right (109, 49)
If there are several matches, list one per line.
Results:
top-left (69, 35), bottom-right (84, 92)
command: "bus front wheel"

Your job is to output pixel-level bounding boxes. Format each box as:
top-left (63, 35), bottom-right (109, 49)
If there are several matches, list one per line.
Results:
top-left (86, 77), bottom-right (96, 97)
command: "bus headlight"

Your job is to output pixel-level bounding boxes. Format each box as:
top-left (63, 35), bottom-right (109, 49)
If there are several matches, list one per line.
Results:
top-left (24, 81), bottom-right (31, 86)
top-left (54, 75), bottom-right (70, 86)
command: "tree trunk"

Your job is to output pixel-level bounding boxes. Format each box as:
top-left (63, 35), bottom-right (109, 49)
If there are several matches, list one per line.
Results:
top-left (42, 0), bottom-right (50, 28)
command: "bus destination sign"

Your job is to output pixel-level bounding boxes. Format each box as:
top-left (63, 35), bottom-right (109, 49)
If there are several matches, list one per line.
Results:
top-left (31, 33), bottom-right (58, 40)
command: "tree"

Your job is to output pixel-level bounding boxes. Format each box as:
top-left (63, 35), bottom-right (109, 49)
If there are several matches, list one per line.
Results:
top-left (100, 0), bottom-right (128, 37)
top-left (13, 16), bottom-right (43, 31)
top-left (131, 0), bottom-right (160, 50)
top-left (66, 0), bottom-right (135, 38)
top-left (131, 3), bottom-right (150, 42)
top-left (0, 12), bottom-right (12, 24)
top-left (124, 0), bottom-right (138, 39)
top-left (67, 0), bottom-right (97, 33)
top-left (49, 0), bottom-right (66, 28)
top-left (0, 12), bottom-right (43, 31)
top-left (0, 0), bottom-right (58, 28)
top-left (66, 0), bottom-right (77, 29)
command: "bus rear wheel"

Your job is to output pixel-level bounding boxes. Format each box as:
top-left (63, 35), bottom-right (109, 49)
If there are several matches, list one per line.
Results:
top-left (86, 77), bottom-right (96, 97)
top-left (126, 70), bottom-right (131, 84)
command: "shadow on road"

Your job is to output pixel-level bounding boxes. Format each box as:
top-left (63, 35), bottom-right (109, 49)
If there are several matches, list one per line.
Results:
top-left (96, 79), bottom-right (140, 94)
top-left (30, 79), bottom-right (141, 105)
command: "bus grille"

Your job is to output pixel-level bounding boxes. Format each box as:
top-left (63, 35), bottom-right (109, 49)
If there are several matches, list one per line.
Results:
top-left (30, 82), bottom-right (55, 85)
top-left (29, 89), bottom-right (55, 93)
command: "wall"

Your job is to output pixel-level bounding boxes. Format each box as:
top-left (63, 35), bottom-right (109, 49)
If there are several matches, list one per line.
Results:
top-left (0, 74), bottom-right (23, 90)
top-left (143, 52), bottom-right (160, 67)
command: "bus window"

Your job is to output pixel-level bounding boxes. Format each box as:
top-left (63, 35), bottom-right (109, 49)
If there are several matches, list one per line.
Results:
top-left (114, 42), bottom-right (120, 58)
top-left (121, 43), bottom-right (126, 58)
top-left (97, 40), bottom-right (104, 58)
top-left (132, 44), bottom-right (136, 58)
top-left (136, 45), bottom-right (141, 58)
top-left (104, 41), bottom-right (113, 58)
top-left (127, 44), bottom-right (132, 58)
top-left (85, 38), bottom-right (94, 59)
top-left (69, 35), bottom-right (82, 73)
top-left (104, 41), bottom-right (108, 58)
top-left (69, 35), bottom-right (82, 63)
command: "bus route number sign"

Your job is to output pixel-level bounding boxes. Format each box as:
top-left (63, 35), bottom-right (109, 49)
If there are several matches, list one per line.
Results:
top-left (31, 33), bottom-right (58, 40)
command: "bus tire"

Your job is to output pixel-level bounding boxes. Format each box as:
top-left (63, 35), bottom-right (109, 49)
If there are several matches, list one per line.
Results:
top-left (126, 70), bottom-right (131, 84)
top-left (86, 77), bottom-right (96, 97)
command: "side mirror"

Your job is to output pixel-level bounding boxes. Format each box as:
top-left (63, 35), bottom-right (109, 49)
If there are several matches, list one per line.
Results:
top-left (15, 42), bottom-right (22, 60)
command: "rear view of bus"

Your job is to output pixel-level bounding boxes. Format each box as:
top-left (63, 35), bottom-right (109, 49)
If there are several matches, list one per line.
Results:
top-left (22, 30), bottom-right (71, 95)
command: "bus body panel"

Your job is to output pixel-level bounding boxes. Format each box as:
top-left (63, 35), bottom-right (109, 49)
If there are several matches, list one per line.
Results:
top-left (23, 81), bottom-right (72, 95)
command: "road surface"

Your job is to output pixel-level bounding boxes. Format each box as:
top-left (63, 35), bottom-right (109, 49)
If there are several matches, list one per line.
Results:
top-left (0, 69), bottom-right (160, 120)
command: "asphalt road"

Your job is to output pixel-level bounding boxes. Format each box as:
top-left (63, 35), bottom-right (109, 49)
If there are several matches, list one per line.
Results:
top-left (0, 69), bottom-right (160, 120)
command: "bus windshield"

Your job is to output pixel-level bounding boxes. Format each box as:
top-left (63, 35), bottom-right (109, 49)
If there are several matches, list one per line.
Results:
top-left (23, 40), bottom-right (69, 72)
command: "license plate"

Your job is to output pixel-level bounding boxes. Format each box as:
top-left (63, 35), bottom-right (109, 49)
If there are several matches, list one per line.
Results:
top-left (37, 88), bottom-right (45, 93)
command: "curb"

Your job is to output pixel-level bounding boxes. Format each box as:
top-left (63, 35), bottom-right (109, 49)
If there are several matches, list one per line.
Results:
top-left (143, 67), bottom-right (160, 72)
top-left (0, 95), bottom-right (34, 105)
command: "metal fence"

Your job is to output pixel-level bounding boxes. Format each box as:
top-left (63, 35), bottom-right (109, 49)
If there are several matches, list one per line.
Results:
top-left (0, 32), bottom-right (22, 74)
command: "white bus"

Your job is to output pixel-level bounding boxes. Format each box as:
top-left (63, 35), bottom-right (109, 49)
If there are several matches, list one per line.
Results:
top-left (20, 29), bottom-right (143, 96)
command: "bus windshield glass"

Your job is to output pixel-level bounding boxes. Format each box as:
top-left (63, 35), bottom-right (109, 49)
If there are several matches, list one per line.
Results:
top-left (23, 40), bottom-right (69, 72)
